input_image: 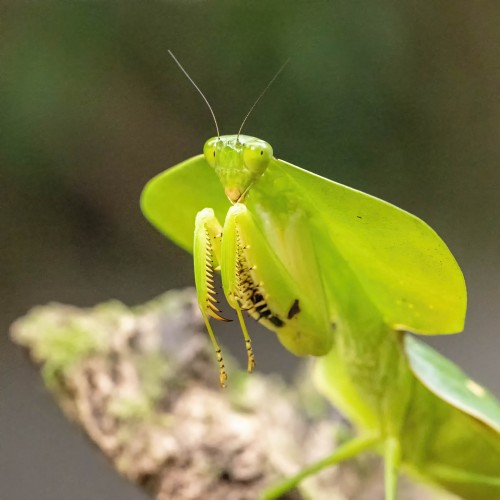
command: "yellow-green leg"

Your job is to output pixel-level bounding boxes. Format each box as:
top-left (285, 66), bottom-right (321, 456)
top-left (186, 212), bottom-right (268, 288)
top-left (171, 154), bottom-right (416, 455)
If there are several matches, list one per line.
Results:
top-left (194, 208), bottom-right (229, 387)
top-left (201, 312), bottom-right (228, 388)
top-left (384, 437), bottom-right (401, 500)
top-left (261, 434), bottom-right (380, 500)
top-left (235, 305), bottom-right (256, 373)
top-left (194, 207), bottom-right (256, 384)
top-left (428, 464), bottom-right (500, 487)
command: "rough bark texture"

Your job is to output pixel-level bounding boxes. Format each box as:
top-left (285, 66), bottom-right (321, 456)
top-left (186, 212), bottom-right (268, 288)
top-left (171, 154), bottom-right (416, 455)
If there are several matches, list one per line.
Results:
top-left (11, 289), bottom-right (448, 500)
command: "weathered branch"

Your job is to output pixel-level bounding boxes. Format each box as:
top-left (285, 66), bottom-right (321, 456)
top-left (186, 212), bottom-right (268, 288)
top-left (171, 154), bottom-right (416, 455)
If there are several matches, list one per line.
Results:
top-left (11, 289), bottom-right (440, 500)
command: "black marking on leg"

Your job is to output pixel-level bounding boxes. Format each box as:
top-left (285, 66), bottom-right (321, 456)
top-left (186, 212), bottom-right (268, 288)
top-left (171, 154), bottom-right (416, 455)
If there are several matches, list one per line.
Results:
top-left (252, 293), bottom-right (264, 304)
top-left (258, 309), bottom-right (271, 320)
top-left (235, 228), bottom-right (286, 330)
top-left (255, 303), bottom-right (267, 313)
top-left (287, 299), bottom-right (300, 319)
top-left (269, 315), bottom-right (285, 327)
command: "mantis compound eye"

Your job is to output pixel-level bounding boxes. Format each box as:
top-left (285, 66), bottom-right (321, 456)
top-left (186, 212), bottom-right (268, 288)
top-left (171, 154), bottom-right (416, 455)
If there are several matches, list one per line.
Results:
top-left (203, 137), bottom-right (220, 168)
top-left (243, 139), bottom-right (273, 175)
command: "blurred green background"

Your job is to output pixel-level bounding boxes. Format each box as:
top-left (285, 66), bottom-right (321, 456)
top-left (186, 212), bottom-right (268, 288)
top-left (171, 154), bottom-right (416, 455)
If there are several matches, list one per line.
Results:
top-left (1, 2), bottom-right (499, 499)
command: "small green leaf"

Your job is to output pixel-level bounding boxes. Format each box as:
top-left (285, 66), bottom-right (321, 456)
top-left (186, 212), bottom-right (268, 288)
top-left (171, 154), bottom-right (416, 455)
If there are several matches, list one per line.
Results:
top-left (405, 335), bottom-right (500, 433)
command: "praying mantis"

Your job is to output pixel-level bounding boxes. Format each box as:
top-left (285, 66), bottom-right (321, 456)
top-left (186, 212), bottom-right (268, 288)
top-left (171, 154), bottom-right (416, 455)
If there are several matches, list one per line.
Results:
top-left (141, 53), bottom-right (500, 499)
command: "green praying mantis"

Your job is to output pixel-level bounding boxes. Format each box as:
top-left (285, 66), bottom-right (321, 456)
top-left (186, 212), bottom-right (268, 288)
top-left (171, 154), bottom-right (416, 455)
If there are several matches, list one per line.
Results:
top-left (141, 53), bottom-right (500, 500)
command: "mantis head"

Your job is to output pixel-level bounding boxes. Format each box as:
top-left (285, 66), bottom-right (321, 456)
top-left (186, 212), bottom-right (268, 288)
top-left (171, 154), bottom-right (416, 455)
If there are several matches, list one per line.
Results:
top-left (166, 51), bottom-right (285, 204)
top-left (204, 135), bottom-right (274, 204)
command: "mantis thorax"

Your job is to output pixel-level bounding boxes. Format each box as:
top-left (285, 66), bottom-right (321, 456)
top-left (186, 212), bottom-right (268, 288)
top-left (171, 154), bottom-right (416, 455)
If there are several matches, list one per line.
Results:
top-left (203, 135), bottom-right (273, 204)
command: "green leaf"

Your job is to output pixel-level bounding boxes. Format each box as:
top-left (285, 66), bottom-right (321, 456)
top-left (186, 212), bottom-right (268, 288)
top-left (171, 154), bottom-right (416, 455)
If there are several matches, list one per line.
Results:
top-left (405, 334), bottom-right (500, 433)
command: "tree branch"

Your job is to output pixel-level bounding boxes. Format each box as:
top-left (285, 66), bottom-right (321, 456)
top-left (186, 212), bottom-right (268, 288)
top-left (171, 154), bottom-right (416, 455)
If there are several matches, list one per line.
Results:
top-left (11, 289), bottom-right (441, 500)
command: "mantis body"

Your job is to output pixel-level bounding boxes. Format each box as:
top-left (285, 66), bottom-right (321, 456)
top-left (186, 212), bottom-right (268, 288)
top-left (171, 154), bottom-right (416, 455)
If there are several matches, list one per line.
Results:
top-left (141, 57), bottom-right (500, 500)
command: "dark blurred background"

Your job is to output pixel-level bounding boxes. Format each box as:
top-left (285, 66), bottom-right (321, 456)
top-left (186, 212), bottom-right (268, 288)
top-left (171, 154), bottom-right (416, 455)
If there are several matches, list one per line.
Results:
top-left (1, 2), bottom-right (499, 499)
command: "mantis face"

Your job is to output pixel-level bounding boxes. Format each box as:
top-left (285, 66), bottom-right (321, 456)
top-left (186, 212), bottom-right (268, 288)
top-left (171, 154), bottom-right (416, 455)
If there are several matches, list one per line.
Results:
top-left (203, 135), bottom-right (273, 203)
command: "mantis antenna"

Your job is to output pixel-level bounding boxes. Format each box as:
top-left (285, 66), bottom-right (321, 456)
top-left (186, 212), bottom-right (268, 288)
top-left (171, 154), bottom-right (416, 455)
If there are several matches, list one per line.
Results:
top-left (168, 50), bottom-right (220, 138)
top-left (237, 58), bottom-right (290, 140)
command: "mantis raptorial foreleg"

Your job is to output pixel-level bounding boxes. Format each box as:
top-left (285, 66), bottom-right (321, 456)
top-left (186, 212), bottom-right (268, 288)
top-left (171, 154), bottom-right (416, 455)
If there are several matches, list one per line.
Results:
top-left (194, 208), bottom-right (228, 387)
top-left (194, 208), bottom-right (256, 386)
